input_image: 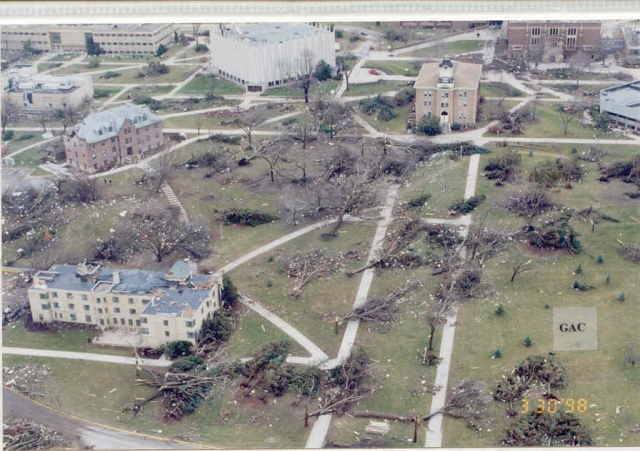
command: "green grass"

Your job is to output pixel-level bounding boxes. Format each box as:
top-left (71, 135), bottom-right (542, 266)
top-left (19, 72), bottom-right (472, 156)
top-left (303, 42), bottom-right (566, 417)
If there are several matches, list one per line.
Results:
top-left (262, 81), bottom-right (341, 99)
top-left (51, 63), bottom-right (118, 75)
top-left (126, 85), bottom-right (176, 97)
top-left (162, 114), bottom-right (238, 130)
top-left (4, 132), bottom-right (49, 156)
top-left (344, 80), bottom-right (412, 97)
top-left (363, 60), bottom-right (420, 77)
top-left (408, 40), bottom-right (486, 58)
top-left (396, 153), bottom-right (470, 218)
top-left (37, 62), bottom-right (63, 73)
top-left (443, 146), bottom-right (640, 447)
top-left (2, 321), bottom-right (132, 356)
top-left (93, 85), bottom-right (126, 100)
top-left (476, 99), bottom-right (521, 128)
top-left (355, 102), bottom-right (413, 134)
top-left (90, 65), bottom-right (199, 85)
top-left (178, 74), bottom-right (245, 96)
top-left (485, 101), bottom-right (630, 140)
top-left (49, 52), bottom-right (79, 62)
top-left (10, 143), bottom-right (49, 167)
top-left (480, 82), bottom-right (524, 98)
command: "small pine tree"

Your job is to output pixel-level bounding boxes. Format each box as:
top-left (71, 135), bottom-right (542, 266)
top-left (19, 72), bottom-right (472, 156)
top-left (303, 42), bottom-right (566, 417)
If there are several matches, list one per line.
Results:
top-left (495, 304), bottom-right (505, 316)
top-left (596, 254), bottom-right (604, 264)
top-left (571, 146), bottom-right (578, 154)
top-left (523, 336), bottom-right (532, 348)
top-left (528, 150), bottom-right (534, 157)
top-left (606, 274), bottom-right (611, 284)
top-left (493, 347), bottom-right (502, 359)
top-left (544, 303), bottom-right (551, 309)
top-left (575, 263), bottom-right (583, 275)
top-left (618, 292), bottom-right (626, 302)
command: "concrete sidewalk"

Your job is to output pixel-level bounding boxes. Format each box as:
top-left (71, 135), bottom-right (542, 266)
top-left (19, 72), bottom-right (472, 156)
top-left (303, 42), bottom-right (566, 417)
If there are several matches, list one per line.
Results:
top-left (2, 347), bottom-right (172, 367)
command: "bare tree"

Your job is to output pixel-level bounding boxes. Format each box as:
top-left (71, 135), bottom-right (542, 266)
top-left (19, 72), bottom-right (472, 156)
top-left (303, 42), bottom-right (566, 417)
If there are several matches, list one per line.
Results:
top-left (37, 111), bottom-right (54, 133)
top-left (505, 185), bottom-right (555, 228)
top-left (53, 106), bottom-right (81, 134)
top-left (1, 94), bottom-right (20, 134)
top-left (295, 48), bottom-right (317, 104)
top-left (191, 24), bottom-right (202, 45)
top-left (510, 256), bottom-right (532, 282)
top-left (558, 104), bottom-right (576, 136)
top-left (568, 51), bottom-right (591, 86)
top-left (194, 113), bottom-right (204, 136)
top-left (149, 151), bottom-right (177, 192)
top-left (234, 110), bottom-right (264, 151)
top-left (342, 279), bottom-right (422, 325)
top-left (286, 248), bottom-right (360, 299)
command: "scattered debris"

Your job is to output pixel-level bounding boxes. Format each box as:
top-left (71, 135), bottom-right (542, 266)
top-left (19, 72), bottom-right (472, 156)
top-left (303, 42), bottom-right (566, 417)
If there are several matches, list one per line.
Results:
top-left (2, 364), bottom-right (50, 397)
top-left (3, 417), bottom-right (71, 450)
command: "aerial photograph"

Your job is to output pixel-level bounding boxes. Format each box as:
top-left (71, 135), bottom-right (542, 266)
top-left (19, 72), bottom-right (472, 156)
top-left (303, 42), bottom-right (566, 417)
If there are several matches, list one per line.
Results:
top-left (1, 19), bottom-right (639, 449)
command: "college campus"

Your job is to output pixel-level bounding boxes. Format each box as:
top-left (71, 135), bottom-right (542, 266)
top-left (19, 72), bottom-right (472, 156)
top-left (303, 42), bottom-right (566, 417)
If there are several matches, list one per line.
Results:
top-left (2, 18), bottom-right (639, 450)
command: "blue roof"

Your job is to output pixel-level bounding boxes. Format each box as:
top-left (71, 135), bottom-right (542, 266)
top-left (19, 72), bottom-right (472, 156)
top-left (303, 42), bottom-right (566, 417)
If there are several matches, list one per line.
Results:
top-left (142, 288), bottom-right (211, 316)
top-left (166, 260), bottom-right (193, 281)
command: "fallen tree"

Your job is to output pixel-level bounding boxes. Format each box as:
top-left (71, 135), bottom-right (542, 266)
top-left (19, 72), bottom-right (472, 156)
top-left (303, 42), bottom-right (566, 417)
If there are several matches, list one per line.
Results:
top-left (3, 418), bottom-right (71, 450)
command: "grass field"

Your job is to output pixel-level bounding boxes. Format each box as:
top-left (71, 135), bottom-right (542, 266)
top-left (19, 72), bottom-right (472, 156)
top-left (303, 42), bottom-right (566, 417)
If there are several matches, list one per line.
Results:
top-left (262, 81), bottom-right (341, 99)
top-left (363, 60), bottom-right (420, 77)
top-left (4, 132), bottom-right (50, 157)
top-left (92, 65), bottom-right (199, 85)
top-left (355, 102), bottom-right (413, 134)
top-left (126, 85), bottom-right (176, 97)
top-left (51, 63), bottom-right (132, 76)
top-left (178, 74), bottom-right (244, 96)
top-left (442, 144), bottom-right (640, 447)
top-left (93, 85), bottom-right (126, 100)
top-left (408, 40), bottom-right (485, 58)
top-left (344, 80), bottom-right (412, 97)
top-left (476, 99), bottom-right (522, 128)
top-left (480, 82), bottom-right (524, 99)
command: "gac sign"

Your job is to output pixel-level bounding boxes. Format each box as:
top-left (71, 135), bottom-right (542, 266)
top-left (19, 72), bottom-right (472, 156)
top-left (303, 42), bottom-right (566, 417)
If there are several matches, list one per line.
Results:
top-left (559, 323), bottom-right (587, 332)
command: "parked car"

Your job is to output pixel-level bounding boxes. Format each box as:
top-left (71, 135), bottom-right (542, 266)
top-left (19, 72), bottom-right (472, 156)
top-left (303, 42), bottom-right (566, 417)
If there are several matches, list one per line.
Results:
top-left (360, 31), bottom-right (368, 36)
top-left (369, 45), bottom-right (375, 51)
top-left (368, 69), bottom-right (382, 75)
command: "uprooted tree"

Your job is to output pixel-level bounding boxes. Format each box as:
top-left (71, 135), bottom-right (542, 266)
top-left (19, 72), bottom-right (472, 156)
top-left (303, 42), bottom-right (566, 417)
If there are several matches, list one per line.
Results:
top-left (504, 185), bottom-right (556, 228)
top-left (501, 412), bottom-right (594, 446)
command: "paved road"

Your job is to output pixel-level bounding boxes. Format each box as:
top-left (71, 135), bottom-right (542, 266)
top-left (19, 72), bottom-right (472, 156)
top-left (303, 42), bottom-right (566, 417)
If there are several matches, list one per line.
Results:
top-left (3, 388), bottom-right (197, 449)
top-left (3, 347), bottom-right (172, 367)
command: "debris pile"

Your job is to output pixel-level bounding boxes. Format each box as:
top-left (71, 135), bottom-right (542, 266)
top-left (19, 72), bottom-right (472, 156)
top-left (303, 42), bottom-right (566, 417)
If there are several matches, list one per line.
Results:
top-left (3, 364), bottom-right (50, 397)
top-left (3, 418), bottom-right (71, 450)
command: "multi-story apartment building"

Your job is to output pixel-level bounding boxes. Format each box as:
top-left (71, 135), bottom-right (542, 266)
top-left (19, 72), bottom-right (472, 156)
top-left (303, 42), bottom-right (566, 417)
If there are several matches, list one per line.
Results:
top-left (1, 24), bottom-right (174, 55)
top-left (28, 261), bottom-right (223, 348)
top-left (64, 103), bottom-right (163, 173)
top-left (209, 23), bottom-right (335, 92)
top-left (4, 74), bottom-right (93, 114)
top-left (600, 82), bottom-right (640, 130)
top-left (506, 21), bottom-right (602, 63)
top-left (414, 57), bottom-right (482, 130)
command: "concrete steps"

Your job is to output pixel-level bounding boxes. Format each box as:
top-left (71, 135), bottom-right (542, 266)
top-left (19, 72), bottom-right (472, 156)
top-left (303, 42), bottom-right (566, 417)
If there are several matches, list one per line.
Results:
top-left (159, 181), bottom-right (190, 224)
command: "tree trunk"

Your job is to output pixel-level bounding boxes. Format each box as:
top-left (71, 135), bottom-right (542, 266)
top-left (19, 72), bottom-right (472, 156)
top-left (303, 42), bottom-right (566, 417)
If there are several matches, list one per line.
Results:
top-left (328, 210), bottom-right (346, 236)
top-left (270, 168), bottom-right (275, 182)
top-left (428, 325), bottom-right (436, 352)
top-left (304, 86), bottom-right (309, 104)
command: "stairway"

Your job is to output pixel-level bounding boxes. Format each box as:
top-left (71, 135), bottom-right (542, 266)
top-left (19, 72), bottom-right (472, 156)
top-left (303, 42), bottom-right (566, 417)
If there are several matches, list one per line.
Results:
top-left (160, 181), bottom-right (190, 224)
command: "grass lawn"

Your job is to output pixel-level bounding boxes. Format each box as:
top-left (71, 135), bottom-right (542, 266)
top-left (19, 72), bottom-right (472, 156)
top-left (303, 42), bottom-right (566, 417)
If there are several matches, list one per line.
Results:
top-left (480, 82), bottom-right (524, 99)
top-left (485, 101), bottom-right (630, 140)
top-left (229, 222), bottom-right (376, 356)
top-left (344, 80), bottom-right (412, 97)
top-left (49, 52), bottom-right (79, 61)
top-left (362, 60), bottom-right (420, 77)
top-left (37, 62), bottom-right (63, 73)
top-left (178, 74), bottom-right (244, 96)
top-left (443, 146), bottom-right (640, 447)
top-left (262, 81), bottom-right (341, 99)
top-left (29, 167), bottom-right (53, 177)
top-left (4, 132), bottom-right (50, 156)
top-left (476, 99), bottom-right (521, 128)
top-left (162, 114), bottom-right (238, 130)
top-left (10, 143), bottom-right (49, 167)
top-left (2, 321), bottom-right (131, 356)
top-left (355, 102), bottom-right (413, 134)
top-left (3, 355), bottom-right (311, 448)
top-left (127, 85), bottom-right (176, 97)
top-left (93, 85), bottom-right (127, 101)
top-left (408, 40), bottom-right (486, 58)
top-left (91, 65), bottom-right (199, 85)
top-left (51, 64), bottom-right (124, 76)
top-left (396, 152), bottom-right (470, 218)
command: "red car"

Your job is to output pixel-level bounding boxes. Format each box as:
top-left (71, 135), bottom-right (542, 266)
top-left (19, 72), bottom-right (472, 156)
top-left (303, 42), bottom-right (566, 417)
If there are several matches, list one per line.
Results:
top-left (368, 69), bottom-right (382, 75)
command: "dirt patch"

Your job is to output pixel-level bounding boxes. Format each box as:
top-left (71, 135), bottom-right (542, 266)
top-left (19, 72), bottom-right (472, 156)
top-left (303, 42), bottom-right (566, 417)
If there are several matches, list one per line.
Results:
top-left (519, 242), bottom-right (572, 257)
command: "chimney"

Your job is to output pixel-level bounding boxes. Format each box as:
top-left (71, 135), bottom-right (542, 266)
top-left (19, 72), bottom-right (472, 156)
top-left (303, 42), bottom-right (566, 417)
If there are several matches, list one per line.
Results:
top-left (112, 270), bottom-right (120, 285)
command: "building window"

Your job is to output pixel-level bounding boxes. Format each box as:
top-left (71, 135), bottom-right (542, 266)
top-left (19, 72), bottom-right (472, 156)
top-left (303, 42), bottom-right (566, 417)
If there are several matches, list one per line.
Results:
top-left (512, 45), bottom-right (523, 50)
top-left (66, 293), bottom-right (73, 299)
top-left (53, 302), bottom-right (60, 308)
top-left (187, 332), bottom-right (196, 339)
top-left (51, 292), bottom-right (58, 298)
top-left (423, 101), bottom-right (428, 106)
top-left (583, 45), bottom-right (594, 51)
top-left (549, 28), bottom-right (559, 36)
top-left (85, 315), bottom-right (92, 322)
top-left (136, 320), bottom-right (141, 326)
top-left (142, 299), bottom-right (149, 304)
top-left (70, 314), bottom-right (77, 321)
top-left (128, 319), bottom-right (133, 326)
top-left (427, 111), bottom-right (432, 118)
top-left (567, 37), bottom-right (576, 48)
top-left (68, 303), bottom-right (75, 309)
top-left (113, 297), bottom-right (119, 303)
top-left (100, 319), bottom-right (105, 325)
top-left (129, 309), bottom-right (136, 315)
top-left (120, 318), bottom-right (125, 325)
top-left (531, 28), bottom-right (541, 36)
top-left (427, 101), bottom-right (432, 107)
top-left (458, 112), bottom-right (467, 120)
top-left (98, 308), bottom-right (103, 314)
top-left (441, 103), bottom-right (449, 108)
top-left (81, 294), bottom-right (88, 301)
top-left (443, 92), bottom-right (449, 98)
top-left (39, 314), bottom-right (44, 321)
top-left (83, 305), bottom-right (90, 311)
top-left (114, 307), bottom-right (121, 313)
top-left (568, 28), bottom-right (577, 36)
top-left (165, 331), bottom-right (170, 337)
top-left (531, 37), bottom-right (540, 46)
top-left (39, 293), bottom-right (47, 299)
top-left (96, 298), bottom-right (101, 304)
top-left (142, 328), bottom-right (149, 334)
top-left (128, 298), bottom-right (134, 304)
top-left (163, 320), bottom-right (169, 326)
top-left (41, 303), bottom-right (50, 310)
top-left (186, 321), bottom-right (195, 327)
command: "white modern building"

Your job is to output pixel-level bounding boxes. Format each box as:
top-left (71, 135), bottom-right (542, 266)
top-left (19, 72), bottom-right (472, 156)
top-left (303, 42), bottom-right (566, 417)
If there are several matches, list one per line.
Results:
top-left (4, 74), bottom-right (93, 114)
top-left (208, 23), bottom-right (336, 92)
top-left (600, 82), bottom-right (640, 130)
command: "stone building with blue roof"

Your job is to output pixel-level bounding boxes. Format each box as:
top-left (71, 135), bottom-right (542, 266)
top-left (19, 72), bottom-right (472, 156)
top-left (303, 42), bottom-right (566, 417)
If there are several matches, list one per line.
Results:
top-left (28, 260), bottom-right (222, 348)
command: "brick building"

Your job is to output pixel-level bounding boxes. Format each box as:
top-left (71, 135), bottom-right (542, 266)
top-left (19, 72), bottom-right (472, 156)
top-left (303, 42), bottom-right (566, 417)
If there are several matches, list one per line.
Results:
top-left (28, 261), bottom-right (223, 348)
top-left (1, 24), bottom-right (174, 56)
top-left (64, 103), bottom-right (163, 173)
top-left (506, 21), bottom-right (602, 63)
top-left (414, 57), bottom-right (482, 131)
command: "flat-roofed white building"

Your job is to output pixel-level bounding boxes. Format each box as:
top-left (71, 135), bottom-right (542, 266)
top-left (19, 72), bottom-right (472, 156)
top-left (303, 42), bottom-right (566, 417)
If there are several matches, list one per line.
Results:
top-left (5, 74), bottom-right (93, 114)
top-left (209, 23), bottom-right (335, 92)
top-left (600, 81), bottom-right (640, 130)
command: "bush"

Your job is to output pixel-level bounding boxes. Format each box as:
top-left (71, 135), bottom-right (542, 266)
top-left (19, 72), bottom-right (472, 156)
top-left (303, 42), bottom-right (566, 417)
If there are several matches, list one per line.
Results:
top-left (87, 58), bottom-right (100, 69)
top-left (223, 209), bottom-right (279, 227)
top-left (314, 59), bottom-right (333, 82)
top-left (393, 87), bottom-right (416, 107)
top-left (523, 336), bottom-right (532, 348)
top-left (194, 43), bottom-right (209, 53)
top-left (415, 116), bottom-right (441, 136)
top-left (197, 309), bottom-right (234, 346)
top-left (528, 213), bottom-right (582, 254)
top-left (282, 117), bottom-right (297, 126)
top-left (493, 347), bottom-right (502, 359)
top-left (156, 44), bottom-right (168, 57)
top-left (335, 29), bottom-right (344, 39)
top-left (606, 274), bottom-right (611, 284)
top-left (572, 280), bottom-right (593, 291)
top-left (484, 150), bottom-right (521, 183)
top-left (2, 130), bottom-right (15, 141)
top-left (93, 89), bottom-right (112, 99)
top-left (451, 122), bottom-right (462, 131)
top-left (170, 355), bottom-right (205, 372)
top-left (449, 194), bottom-right (486, 215)
top-left (102, 71), bottom-right (121, 79)
top-left (349, 35), bottom-right (361, 42)
top-left (222, 274), bottom-right (239, 307)
top-left (495, 304), bottom-right (505, 316)
top-left (165, 340), bottom-right (194, 359)
top-left (132, 95), bottom-right (162, 110)
top-left (17, 133), bottom-right (34, 141)
top-left (575, 263), bottom-right (583, 274)
top-left (596, 254), bottom-right (604, 264)
top-left (618, 292), bottom-right (626, 302)
top-left (406, 192), bottom-right (431, 208)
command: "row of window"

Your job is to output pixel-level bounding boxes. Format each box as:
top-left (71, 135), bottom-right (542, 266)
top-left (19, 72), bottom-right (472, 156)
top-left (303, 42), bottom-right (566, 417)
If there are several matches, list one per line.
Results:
top-left (422, 111), bottom-right (468, 120)
top-left (530, 27), bottom-right (577, 36)
top-left (39, 292), bottom-right (150, 304)
top-left (42, 302), bottom-right (139, 314)
top-left (423, 101), bottom-right (468, 108)
top-left (139, 328), bottom-right (196, 338)
top-left (423, 91), bottom-right (468, 98)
